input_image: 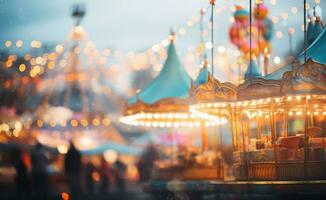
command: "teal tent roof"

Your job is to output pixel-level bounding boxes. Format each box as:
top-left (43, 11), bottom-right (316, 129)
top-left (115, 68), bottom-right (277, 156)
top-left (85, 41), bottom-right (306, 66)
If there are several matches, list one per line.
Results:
top-left (307, 22), bottom-right (315, 45)
top-left (128, 42), bottom-right (191, 105)
top-left (312, 22), bottom-right (323, 44)
top-left (265, 28), bottom-right (326, 80)
top-left (81, 141), bottom-right (142, 155)
top-left (244, 61), bottom-right (262, 80)
top-left (304, 25), bottom-right (326, 64)
top-left (195, 67), bottom-right (209, 85)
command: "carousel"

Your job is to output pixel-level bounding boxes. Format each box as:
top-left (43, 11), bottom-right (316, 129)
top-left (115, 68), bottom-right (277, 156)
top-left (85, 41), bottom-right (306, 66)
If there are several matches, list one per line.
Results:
top-left (231, 59), bottom-right (326, 181)
top-left (121, 31), bottom-right (227, 181)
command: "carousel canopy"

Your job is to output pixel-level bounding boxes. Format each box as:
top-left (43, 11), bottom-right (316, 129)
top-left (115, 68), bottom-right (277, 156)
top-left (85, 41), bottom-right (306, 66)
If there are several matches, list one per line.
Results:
top-left (265, 28), bottom-right (326, 80)
top-left (128, 41), bottom-right (191, 105)
top-left (121, 39), bottom-right (225, 127)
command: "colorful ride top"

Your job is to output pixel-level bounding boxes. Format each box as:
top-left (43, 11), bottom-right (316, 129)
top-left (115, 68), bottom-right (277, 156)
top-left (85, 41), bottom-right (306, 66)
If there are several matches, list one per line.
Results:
top-left (120, 33), bottom-right (226, 128)
top-left (229, 2), bottom-right (273, 78)
top-left (25, 7), bottom-right (125, 151)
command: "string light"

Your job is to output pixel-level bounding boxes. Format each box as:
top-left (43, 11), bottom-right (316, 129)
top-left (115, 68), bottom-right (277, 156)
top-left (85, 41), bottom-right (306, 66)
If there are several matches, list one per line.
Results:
top-left (120, 111), bottom-right (227, 128)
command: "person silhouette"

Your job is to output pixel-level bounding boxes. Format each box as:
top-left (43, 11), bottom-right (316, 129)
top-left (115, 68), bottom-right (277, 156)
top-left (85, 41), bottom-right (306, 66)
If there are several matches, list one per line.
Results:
top-left (85, 161), bottom-right (96, 194)
top-left (31, 142), bottom-right (48, 199)
top-left (64, 141), bottom-right (82, 199)
top-left (99, 156), bottom-right (112, 194)
top-left (114, 158), bottom-right (127, 193)
top-left (15, 148), bottom-right (31, 199)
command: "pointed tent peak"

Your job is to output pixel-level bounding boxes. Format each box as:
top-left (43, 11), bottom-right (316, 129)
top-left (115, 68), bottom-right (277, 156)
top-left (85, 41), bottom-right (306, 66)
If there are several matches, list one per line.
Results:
top-left (169, 29), bottom-right (177, 43)
top-left (244, 61), bottom-right (262, 80)
top-left (195, 68), bottom-right (209, 85)
top-left (307, 20), bottom-right (316, 45)
top-left (312, 20), bottom-right (323, 41)
top-left (72, 4), bottom-right (86, 26)
top-left (202, 55), bottom-right (209, 68)
top-left (194, 55), bottom-right (211, 85)
top-left (128, 38), bottom-right (191, 105)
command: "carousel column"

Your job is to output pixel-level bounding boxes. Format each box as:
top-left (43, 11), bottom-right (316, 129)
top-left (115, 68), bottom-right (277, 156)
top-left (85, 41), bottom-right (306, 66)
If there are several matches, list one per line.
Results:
top-left (303, 96), bottom-right (310, 179)
top-left (283, 98), bottom-right (288, 137)
top-left (169, 128), bottom-right (175, 165)
top-left (218, 118), bottom-right (224, 179)
top-left (200, 121), bottom-right (209, 152)
top-left (309, 102), bottom-right (314, 127)
top-left (240, 110), bottom-right (249, 180)
top-left (270, 101), bottom-right (279, 180)
top-left (229, 106), bottom-right (236, 151)
top-left (256, 113), bottom-right (262, 139)
top-left (214, 125), bottom-right (220, 179)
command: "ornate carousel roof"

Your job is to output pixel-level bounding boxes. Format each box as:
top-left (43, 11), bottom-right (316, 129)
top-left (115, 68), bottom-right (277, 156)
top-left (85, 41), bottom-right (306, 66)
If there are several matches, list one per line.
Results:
top-left (281, 59), bottom-right (326, 95)
top-left (237, 78), bottom-right (281, 100)
top-left (190, 60), bottom-right (237, 103)
top-left (189, 59), bottom-right (237, 122)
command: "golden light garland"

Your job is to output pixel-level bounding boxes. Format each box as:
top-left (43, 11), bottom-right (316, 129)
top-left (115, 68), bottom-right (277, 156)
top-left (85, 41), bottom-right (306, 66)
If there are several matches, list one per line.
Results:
top-left (35, 117), bottom-right (111, 128)
top-left (120, 112), bottom-right (227, 128)
top-left (190, 58), bottom-right (326, 122)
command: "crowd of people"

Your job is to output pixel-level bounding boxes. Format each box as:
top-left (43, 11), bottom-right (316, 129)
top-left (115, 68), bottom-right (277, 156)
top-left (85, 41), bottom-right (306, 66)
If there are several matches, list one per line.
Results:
top-left (14, 141), bottom-right (128, 199)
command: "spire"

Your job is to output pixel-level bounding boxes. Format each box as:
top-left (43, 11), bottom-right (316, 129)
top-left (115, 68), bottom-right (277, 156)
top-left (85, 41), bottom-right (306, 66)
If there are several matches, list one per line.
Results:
top-left (169, 29), bottom-right (176, 43)
top-left (307, 8), bottom-right (315, 45)
top-left (312, 5), bottom-right (324, 42)
top-left (195, 55), bottom-right (210, 85)
top-left (72, 4), bottom-right (86, 26)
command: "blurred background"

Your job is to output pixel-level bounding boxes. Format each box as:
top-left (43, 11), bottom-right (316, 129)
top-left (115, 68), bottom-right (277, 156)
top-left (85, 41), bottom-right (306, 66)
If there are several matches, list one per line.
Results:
top-left (0, 0), bottom-right (325, 199)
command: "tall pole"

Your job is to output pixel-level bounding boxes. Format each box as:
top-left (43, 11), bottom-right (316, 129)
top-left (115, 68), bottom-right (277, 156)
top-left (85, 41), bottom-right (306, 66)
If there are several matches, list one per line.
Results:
top-left (303, 0), bottom-right (308, 180)
top-left (288, 30), bottom-right (294, 58)
top-left (270, 102), bottom-right (279, 180)
top-left (240, 111), bottom-right (249, 180)
top-left (303, 0), bottom-right (307, 62)
top-left (256, 3), bottom-right (261, 74)
top-left (249, 0), bottom-right (253, 82)
top-left (210, 0), bottom-right (215, 76)
top-left (200, 8), bottom-right (206, 63)
top-left (303, 97), bottom-right (309, 179)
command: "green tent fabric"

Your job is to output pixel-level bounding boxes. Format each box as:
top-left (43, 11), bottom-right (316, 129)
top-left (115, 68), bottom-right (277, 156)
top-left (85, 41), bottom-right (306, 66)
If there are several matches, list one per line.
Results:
top-left (265, 28), bottom-right (326, 80)
top-left (128, 41), bottom-right (191, 105)
top-left (195, 67), bottom-right (209, 85)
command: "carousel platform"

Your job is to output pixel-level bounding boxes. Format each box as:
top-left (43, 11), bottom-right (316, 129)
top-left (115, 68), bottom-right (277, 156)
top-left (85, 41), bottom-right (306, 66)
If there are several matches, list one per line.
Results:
top-left (144, 179), bottom-right (326, 199)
